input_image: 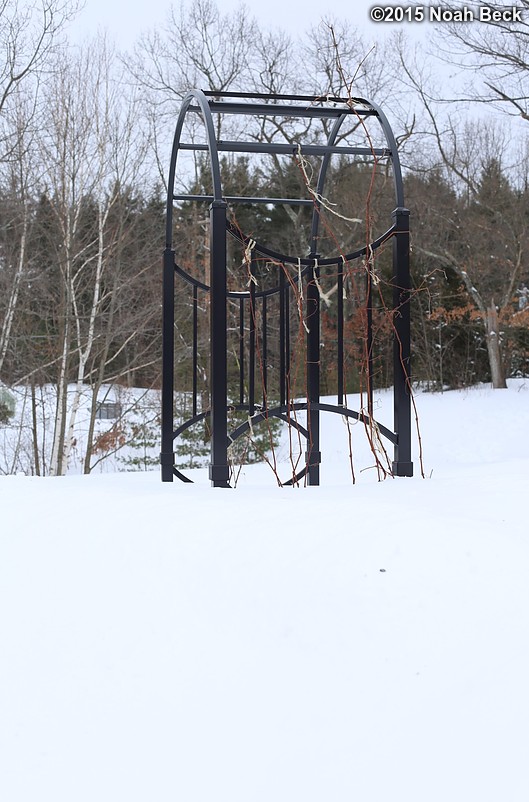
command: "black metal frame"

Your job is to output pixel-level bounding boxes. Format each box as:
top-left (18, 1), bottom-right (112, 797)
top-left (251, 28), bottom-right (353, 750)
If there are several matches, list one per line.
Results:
top-left (161, 90), bottom-right (413, 486)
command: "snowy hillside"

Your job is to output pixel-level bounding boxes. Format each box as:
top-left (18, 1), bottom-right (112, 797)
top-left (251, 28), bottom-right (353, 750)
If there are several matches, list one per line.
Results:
top-left (1, 381), bottom-right (529, 802)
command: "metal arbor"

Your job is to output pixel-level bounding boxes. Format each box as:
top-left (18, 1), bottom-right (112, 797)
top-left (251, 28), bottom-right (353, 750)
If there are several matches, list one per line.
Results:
top-left (161, 90), bottom-right (413, 486)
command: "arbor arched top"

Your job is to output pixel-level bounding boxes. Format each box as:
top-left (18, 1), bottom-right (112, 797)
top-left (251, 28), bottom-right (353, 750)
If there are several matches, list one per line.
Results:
top-left (165, 90), bottom-right (406, 255)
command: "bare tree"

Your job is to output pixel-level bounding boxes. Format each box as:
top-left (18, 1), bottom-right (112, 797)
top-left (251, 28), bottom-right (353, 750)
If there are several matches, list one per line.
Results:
top-left (125, 0), bottom-right (257, 117)
top-left (395, 36), bottom-right (529, 388)
top-left (429, 1), bottom-right (529, 121)
top-left (0, 0), bottom-right (79, 160)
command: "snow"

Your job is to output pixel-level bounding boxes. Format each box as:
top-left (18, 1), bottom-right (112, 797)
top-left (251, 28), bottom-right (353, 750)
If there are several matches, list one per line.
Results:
top-left (1, 381), bottom-right (529, 802)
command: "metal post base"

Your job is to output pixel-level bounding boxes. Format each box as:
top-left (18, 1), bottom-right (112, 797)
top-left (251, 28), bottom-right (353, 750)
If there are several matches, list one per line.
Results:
top-left (209, 464), bottom-right (231, 488)
top-left (305, 451), bottom-right (321, 486)
top-left (160, 452), bottom-right (174, 482)
top-left (392, 461), bottom-right (413, 477)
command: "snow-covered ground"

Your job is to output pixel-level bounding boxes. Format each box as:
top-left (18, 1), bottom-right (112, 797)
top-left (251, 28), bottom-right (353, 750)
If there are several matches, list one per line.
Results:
top-left (1, 381), bottom-right (529, 802)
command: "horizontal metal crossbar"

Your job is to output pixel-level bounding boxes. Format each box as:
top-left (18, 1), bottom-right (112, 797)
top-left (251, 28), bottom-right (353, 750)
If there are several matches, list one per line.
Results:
top-left (202, 90), bottom-right (371, 104)
top-left (189, 102), bottom-right (377, 119)
top-left (173, 194), bottom-right (314, 206)
top-left (178, 141), bottom-right (389, 157)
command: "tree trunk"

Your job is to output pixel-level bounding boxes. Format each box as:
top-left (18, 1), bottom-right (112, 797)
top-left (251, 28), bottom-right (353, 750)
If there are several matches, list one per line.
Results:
top-left (0, 214), bottom-right (27, 378)
top-left (30, 378), bottom-right (41, 476)
top-left (484, 303), bottom-right (507, 389)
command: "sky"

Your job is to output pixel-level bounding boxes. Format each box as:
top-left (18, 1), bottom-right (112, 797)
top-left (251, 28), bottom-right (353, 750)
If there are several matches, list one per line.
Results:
top-left (67, 0), bottom-right (421, 50)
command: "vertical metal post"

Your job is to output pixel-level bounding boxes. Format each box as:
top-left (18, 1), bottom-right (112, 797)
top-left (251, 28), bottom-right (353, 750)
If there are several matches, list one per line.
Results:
top-left (337, 263), bottom-right (344, 406)
top-left (306, 259), bottom-right (321, 486)
top-left (249, 259), bottom-right (256, 416)
top-left (392, 207), bottom-right (413, 477)
top-left (366, 272), bottom-right (374, 417)
top-left (285, 282), bottom-right (291, 393)
top-left (192, 284), bottom-right (198, 416)
top-left (239, 298), bottom-right (245, 405)
top-left (279, 269), bottom-right (286, 407)
top-left (161, 247), bottom-right (175, 482)
top-left (262, 296), bottom-right (268, 406)
top-left (209, 201), bottom-right (231, 487)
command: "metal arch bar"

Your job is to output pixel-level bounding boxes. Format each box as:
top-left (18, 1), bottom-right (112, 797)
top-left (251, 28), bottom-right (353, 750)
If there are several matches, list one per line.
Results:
top-left (174, 404), bottom-right (312, 444)
top-left (169, 401), bottom-right (397, 485)
top-left (173, 224), bottom-right (396, 298)
top-left (162, 89), bottom-right (227, 487)
top-left (227, 402), bottom-right (396, 446)
top-left (283, 466), bottom-right (309, 486)
top-left (228, 408), bottom-right (310, 444)
top-left (182, 89), bottom-right (224, 202)
top-left (314, 402), bottom-right (398, 445)
top-left (165, 105), bottom-right (187, 248)
top-left (175, 461), bottom-right (309, 487)
top-left (172, 409), bottom-right (311, 485)
top-left (173, 410), bottom-right (210, 439)
top-left (367, 98), bottom-right (405, 209)
top-left (165, 89), bottom-right (224, 248)
top-left (174, 261), bottom-right (210, 292)
top-left (170, 406), bottom-right (310, 485)
top-left (163, 90), bottom-right (222, 480)
top-left (227, 219), bottom-right (396, 270)
top-left (173, 466), bottom-right (194, 483)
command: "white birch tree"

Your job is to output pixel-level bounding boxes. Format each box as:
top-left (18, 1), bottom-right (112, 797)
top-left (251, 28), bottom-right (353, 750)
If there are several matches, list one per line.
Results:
top-left (36, 37), bottom-right (147, 474)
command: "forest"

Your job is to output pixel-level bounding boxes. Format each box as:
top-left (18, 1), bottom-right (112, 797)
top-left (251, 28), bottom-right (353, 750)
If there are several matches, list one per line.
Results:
top-left (1, 0), bottom-right (528, 474)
